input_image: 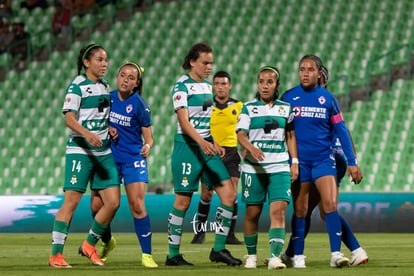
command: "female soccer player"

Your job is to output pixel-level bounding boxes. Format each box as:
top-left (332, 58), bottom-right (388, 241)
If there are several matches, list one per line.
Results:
top-left (281, 55), bottom-right (363, 268)
top-left (49, 43), bottom-right (120, 268)
top-left (237, 66), bottom-right (299, 269)
top-left (166, 42), bottom-right (241, 266)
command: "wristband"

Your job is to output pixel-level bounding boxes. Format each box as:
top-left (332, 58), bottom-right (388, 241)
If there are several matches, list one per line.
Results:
top-left (143, 144), bottom-right (151, 150)
top-left (291, 158), bottom-right (299, 164)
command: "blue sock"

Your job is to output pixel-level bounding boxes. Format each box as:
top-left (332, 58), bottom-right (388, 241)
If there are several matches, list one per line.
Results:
top-left (134, 216), bottom-right (152, 254)
top-left (325, 211), bottom-right (342, 252)
top-left (292, 216), bottom-right (306, 255)
top-left (340, 215), bottom-right (360, 251)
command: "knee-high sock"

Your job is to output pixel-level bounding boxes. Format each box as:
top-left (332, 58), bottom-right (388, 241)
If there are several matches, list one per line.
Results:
top-left (269, 228), bottom-right (285, 258)
top-left (325, 211), bottom-right (342, 252)
top-left (51, 220), bottom-right (69, 255)
top-left (134, 215), bottom-right (152, 254)
top-left (292, 216), bottom-right (306, 255)
top-left (244, 233), bottom-right (258, 255)
top-left (167, 207), bottom-right (186, 258)
top-left (213, 203), bottom-right (233, 251)
top-left (196, 199), bottom-right (211, 232)
top-left (86, 219), bottom-right (108, 245)
top-left (228, 200), bottom-right (238, 235)
top-left (339, 215), bottom-right (360, 251)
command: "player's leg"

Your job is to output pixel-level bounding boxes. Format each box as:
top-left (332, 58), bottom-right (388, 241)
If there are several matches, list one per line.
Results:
top-left (166, 141), bottom-right (199, 266)
top-left (79, 154), bottom-right (120, 266)
top-left (49, 153), bottom-right (91, 268)
top-left (267, 171), bottom-right (290, 270)
top-left (191, 182), bottom-right (213, 244)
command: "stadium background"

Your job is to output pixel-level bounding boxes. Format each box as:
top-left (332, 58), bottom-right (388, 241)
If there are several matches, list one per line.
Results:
top-left (0, 0), bottom-right (413, 233)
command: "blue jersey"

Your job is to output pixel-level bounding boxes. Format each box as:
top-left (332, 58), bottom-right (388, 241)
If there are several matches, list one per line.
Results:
top-left (109, 91), bottom-right (152, 163)
top-left (281, 85), bottom-right (356, 165)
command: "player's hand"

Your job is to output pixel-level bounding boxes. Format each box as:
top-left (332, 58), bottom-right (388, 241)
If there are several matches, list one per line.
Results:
top-left (140, 144), bottom-right (151, 157)
top-left (216, 145), bottom-right (225, 158)
top-left (200, 140), bottom-right (216, 156)
top-left (109, 126), bottom-right (118, 142)
top-left (249, 146), bottom-right (265, 162)
top-left (290, 164), bottom-right (299, 183)
top-left (85, 132), bottom-right (103, 148)
top-left (348, 165), bottom-right (363, 184)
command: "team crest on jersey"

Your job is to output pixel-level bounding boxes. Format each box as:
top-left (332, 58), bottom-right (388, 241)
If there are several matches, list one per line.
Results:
top-left (318, 96), bottom-right (326, 105)
top-left (126, 104), bottom-right (133, 113)
top-left (232, 109), bottom-right (237, 115)
top-left (292, 106), bottom-right (301, 116)
top-left (70, 174), bottom-right (77, 185)
top-left (65, 97), bottom-right (71, 103)
top-left (278, 106), bottom-right (287, 116)
top-left (174, 95), bottom-right (181, 101)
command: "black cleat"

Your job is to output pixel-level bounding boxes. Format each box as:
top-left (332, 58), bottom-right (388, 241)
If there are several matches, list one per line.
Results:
top-left (190, 232), bottom-right (205, 244)
top-left (165, 254), bottom-right (194, 266)
top-left (226, 234), bottom-right (243, 245)
top-left (209, 248), bottom-right (242, 266)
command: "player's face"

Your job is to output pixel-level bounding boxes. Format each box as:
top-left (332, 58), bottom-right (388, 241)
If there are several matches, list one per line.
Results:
top-left (299, 58), bottom-right (320, 90)
top-left (84, 48), bottom-right (108, 81)
top-left (213, 77), bottom-right (231, 101)
top-left (257, 70), bottom-right (277, 104)
top-left (189, 52), bottom-right (213, 82)
top-left (117, 65), bottom-right (139, 94)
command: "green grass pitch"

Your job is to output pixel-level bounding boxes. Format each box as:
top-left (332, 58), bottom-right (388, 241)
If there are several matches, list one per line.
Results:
top-left (0, 233), bottom-right (414, 275)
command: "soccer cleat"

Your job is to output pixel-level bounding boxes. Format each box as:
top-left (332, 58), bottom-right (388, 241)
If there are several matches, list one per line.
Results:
top-left (292, 254), bottom-right (307, 268)
top-left (49, 253), bottom-right (72, 268)
top-left (226, 234), bottom-right (244, 245)
top-left (330, 252), bottom-right (350, 268)
top-left (165, 254), bottom-right (194, 266)
top-left (142, 253), bottom-right (158, 268)
top-left (268, 256), bottom-right (287, 270)
top-left (79, 240), bottom-right (104, 266)
top-left (190, 232), bottom-right (205, 244)
top-left (280, 253), bottom-right (293, 267)
top-left (100, 236), bottom-right (116, 262)
top-left (350, 247), bottom-right (369, 266)
top-left (209, 248), bottom-right (242, 266)
top-left (244, 254), bottom-right (257, 268)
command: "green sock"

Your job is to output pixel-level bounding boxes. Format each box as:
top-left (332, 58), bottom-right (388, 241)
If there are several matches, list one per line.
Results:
top-left (51, 220), bottom-right (69, 255)
top-left (269, 228), bottom-right (285, 258)
top-left (213, 203), bottom-right (233, 252)
top-left (168, 207), bottom-right (186, 258)
top-left (86, 219), bottom-right (108, 245)
top-left (244, 233), bottom-right (258, 255)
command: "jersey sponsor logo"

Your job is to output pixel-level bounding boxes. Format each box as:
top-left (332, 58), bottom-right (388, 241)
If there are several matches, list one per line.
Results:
top-left (292, 106), bottom-right (327, 118)
top-left (263, 119), bottom-right (279, 134)
top-left (65, 97), bottom-right (71, 103)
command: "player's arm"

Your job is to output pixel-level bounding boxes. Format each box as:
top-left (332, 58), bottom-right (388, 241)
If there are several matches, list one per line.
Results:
top-left (236, 130), bottom-right (264, 162)
top-left (140, 126), bottom-right (153, 157)
top-left (65, 111), bottom-right (102, 147)
top-left (285, 125), bottom-right (299, 183)
top-left (176, 108), bottom-right (216, 155)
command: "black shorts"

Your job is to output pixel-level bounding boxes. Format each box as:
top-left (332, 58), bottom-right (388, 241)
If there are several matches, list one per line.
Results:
top-left (222, 147), bottom-right (241, 178)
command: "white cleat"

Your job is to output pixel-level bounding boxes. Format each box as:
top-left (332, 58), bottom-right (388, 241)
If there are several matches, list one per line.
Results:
top-left (267, 256), bottom-right (286, 270)
top-left (330, 252), bottom-right (350, 268)
top-left (292, 254), bottom-right (307, 268)
top-left (350, 247), bottom-right (368, 266)
top-left (244, 254), bottom-right (257, 268)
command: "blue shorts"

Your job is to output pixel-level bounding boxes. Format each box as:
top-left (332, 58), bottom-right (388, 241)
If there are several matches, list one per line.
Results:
top-left (116, 158), bottom-right (149, 185)
top-left (299, 155), bottom-right (337, 183)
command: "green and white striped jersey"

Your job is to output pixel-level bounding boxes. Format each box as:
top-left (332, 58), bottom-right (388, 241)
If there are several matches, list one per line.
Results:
top-left (62, 74), bottom-right (111, 156)
top-left (171, 74), bottom-right (213, 142)
top-left (237, 98), bottom-right (294, 173)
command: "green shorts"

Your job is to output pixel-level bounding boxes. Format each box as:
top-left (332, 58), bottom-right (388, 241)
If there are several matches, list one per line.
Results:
top-left (241, 171), bottom-right (291, 205)
top-left (64, 153), bottom-right (120, 193)
top-left (171, 140), bottom-right (231, 193)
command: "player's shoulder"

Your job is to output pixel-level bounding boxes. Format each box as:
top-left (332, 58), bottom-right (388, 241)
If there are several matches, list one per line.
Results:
top-left (281, 84), bottom-right (301, 99)
top-left (275, 98), bottom-right (291, 107)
